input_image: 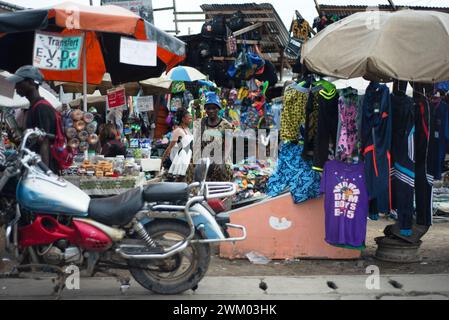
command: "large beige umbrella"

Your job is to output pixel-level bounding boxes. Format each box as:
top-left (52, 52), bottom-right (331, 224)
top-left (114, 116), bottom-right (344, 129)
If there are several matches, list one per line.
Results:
top-left (301, 10), bottom-right (449, 83)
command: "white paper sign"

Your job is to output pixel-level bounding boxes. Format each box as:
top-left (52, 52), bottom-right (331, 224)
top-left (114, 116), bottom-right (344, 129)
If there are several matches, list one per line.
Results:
top-left (33, 31), bottom-right (83, 70)
top-left (120, 37), bottom-right (157, 67)
top-left (136, 95), bottom-right (154, 112)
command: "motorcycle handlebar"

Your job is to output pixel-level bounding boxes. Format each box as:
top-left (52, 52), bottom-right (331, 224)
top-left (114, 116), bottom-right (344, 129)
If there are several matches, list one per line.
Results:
top-left (37, 161), bottom-right (52, 176)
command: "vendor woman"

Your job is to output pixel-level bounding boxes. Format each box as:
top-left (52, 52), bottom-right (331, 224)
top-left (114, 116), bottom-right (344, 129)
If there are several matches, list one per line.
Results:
top-left (192, 91), bottom-right (234, 182)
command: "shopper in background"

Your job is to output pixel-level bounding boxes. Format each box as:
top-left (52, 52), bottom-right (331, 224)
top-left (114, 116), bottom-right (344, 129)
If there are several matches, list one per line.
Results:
top-left (161, 108), bottom-right (193, 181)
top-left (99, 123), bottom-right (127, 157)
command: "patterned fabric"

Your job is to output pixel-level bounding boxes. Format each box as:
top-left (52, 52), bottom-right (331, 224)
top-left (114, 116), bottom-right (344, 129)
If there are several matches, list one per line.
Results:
top-left (266, 142), bottom-right (321, 203)
top-left (336, 88), bottom-right (362, 162)
top-left (280, 86), bottom-right (308, 141)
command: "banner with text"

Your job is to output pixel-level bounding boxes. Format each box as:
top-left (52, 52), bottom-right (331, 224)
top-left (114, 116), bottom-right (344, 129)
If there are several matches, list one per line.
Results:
top-left (33, 32), bottom-right (83, 71)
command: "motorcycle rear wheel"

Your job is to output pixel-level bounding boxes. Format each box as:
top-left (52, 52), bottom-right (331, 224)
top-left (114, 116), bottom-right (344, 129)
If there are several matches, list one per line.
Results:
top-left (128, 220), bottom-right (210, 295)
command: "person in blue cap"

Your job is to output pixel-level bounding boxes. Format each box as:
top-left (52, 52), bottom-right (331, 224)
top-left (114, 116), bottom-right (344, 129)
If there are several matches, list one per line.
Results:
top-left (195, 91), bottom-right (234, 182)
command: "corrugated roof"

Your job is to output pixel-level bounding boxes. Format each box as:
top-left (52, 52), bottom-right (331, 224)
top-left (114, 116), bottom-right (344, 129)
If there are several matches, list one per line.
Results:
top-left (317, 4), bottom-right (449, 15)
top-left (200, 2), bottom-right (289, 51)
top-left (0, 0), bottom-right (24, 12)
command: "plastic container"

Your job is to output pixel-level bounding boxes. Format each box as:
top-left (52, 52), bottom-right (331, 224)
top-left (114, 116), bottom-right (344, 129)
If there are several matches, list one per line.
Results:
top-left (79, 141), bottom-right (89, 152)
top-left (74, 120), bottom-right (86, 131)
top-left (78, 131), bottom-right (89, 141)
top-left (65, 127), bottom-right (78, 139)
top-left (83, 112), bottom-right (94, 123)
top-left (71, 109), bottom-right (84, 121)
top-left (86, 122), bottom-right (97, 134)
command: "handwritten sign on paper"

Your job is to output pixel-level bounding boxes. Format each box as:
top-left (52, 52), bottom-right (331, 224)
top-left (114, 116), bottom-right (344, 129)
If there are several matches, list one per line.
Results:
top-left (120, 37), bottom-right (157, 67)
top-left (136, 96), bottom-right (154, 112)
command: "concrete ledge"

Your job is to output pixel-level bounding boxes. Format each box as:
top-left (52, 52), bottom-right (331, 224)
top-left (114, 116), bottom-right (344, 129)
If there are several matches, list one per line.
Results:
top-left (220, 195), bottom-right (361, 260)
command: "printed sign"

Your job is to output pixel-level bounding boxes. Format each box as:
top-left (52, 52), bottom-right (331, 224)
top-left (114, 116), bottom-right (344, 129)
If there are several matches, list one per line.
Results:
top-left (107, 87), bottom-right (127, 110)
top-left (103, 0), bottom-right (154, 24)
top-left (120, 37), bottom-right (157, 67)
top-left (33, 31), bottom-right (83, 70)
top-left (136, 95), bottom-right (154, 112)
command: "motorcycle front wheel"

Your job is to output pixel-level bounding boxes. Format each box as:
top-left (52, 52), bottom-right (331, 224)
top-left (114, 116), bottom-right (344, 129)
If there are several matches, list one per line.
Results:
top-left (128, 220), bottom-right (210, 295)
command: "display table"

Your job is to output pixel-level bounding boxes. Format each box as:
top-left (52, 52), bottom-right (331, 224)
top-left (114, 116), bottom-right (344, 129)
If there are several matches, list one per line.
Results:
top-left (220, 194), bottom-right (361, 260)
top-left (64, 174), bottom-right (147, 196)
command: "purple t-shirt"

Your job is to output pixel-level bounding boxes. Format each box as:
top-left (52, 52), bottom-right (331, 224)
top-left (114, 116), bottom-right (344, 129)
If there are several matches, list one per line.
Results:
top-left (320, 160), bottom-right (368, 248)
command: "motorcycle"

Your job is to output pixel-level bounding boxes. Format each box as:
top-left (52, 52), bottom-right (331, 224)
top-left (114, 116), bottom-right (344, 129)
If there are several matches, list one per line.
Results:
top-left (0, 128), bottom-right (246, 295)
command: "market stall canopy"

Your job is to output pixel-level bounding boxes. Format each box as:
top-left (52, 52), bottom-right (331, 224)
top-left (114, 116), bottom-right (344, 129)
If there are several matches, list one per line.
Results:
top-left (0, 71), bottom-right (61, 108)
top-left (301, 10), bottom-right (449, 83)
top-left (0, 1), bottom-right (186, 85)
top-left (53, 73), bottom-right (140, 96)
top-left (68, 93), bottom-right (106, 108)
top-left (139, 76), bottom-right (172, 95)
top-left (163, 66), bottom-right (206, 82)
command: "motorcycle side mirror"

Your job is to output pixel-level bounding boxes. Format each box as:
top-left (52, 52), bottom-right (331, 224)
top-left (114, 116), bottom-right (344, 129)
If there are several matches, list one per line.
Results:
top-left (193, 158), bottom-right (210, 183)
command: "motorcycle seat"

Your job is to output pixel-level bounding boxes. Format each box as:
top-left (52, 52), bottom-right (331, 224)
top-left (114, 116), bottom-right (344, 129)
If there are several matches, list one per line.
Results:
top-left (88, 188), bottom-right (144, 226)
top-left (143, 183), bottom-right (189, 203)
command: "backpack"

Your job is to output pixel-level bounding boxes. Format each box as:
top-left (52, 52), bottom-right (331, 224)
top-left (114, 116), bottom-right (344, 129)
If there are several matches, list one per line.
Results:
top-left (229, 11), bottom-right (245, 31)
top-left (201, 15), bottom-right (227, 39)
top-left (32, 100), bottom-right (74, 170)
top-left (201, 21), bottom-right (214, 39)
top-left (211, 15), bottom-right (227, 38)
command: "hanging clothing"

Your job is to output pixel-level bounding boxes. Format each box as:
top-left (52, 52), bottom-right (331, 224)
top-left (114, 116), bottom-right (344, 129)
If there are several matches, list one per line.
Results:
top-left (362, 82), bottom-right (392, 215)
top-left (280, 85), bottom-right (308, 141)
top-left (320, 160), bottom-right (368, 249)
top-left (301, 90), bottom-right (321, 159)
top-left (390, 94), bottom-right (415, 231)
top-left (430, 97), bottom-right (449, 180)
top-left (266, 142), bottom-right (321, 204)
top-left (312, 85), bottom-right (339, 171)
top-left (336, 87), bottom-right (362, 163)
top-left (415, 99), bottom-right (434, 227)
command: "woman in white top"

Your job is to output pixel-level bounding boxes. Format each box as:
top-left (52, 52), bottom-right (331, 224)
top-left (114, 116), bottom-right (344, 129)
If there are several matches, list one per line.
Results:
top-left (161, 108), bottom-right (193, 181)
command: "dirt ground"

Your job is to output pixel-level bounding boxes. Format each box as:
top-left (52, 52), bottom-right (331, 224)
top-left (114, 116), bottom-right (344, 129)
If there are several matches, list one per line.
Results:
top-left (206, 218), bottom-right (449, 276)
top-left (1, 218), bottom-right (448, 276)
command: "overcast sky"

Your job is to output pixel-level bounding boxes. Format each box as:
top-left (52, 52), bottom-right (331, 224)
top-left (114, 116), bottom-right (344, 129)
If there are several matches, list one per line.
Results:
top-left (7, 0), bottom-right (449, 35)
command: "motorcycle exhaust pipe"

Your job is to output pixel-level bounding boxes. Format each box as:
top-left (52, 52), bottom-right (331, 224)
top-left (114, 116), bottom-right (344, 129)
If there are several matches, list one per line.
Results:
top-left (116, 240), bottom-right (189, 260)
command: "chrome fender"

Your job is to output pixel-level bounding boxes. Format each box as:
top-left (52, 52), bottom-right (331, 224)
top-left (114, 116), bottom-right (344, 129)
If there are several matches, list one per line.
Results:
top-left (140, 203), bottom-right (225, 240)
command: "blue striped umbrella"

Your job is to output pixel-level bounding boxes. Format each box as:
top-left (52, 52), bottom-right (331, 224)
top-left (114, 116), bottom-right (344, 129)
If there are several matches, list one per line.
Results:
top-left (164, 66), bottom-right (206, 82)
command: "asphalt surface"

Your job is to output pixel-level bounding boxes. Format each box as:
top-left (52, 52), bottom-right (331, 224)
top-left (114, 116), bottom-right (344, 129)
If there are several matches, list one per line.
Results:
top-left (1, 274), bottom-right (448, 300)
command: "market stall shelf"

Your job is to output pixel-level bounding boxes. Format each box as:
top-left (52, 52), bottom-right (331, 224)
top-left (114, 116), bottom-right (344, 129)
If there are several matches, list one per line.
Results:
top-left (220, 194), bottom-right (361, 260)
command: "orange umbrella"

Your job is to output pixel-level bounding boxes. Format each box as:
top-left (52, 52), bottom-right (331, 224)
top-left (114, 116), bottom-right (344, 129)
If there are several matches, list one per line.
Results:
top-left (0, 2), bottom-right (185, 86)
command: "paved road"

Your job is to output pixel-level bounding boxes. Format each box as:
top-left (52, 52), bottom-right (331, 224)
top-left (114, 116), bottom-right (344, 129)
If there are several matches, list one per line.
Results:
top-left (1, 274), bottom-right (448, 300)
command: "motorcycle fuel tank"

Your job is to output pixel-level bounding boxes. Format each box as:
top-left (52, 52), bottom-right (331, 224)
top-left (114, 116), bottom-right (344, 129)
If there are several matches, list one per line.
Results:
top-left (17, 174), bottom-right (90, 217)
